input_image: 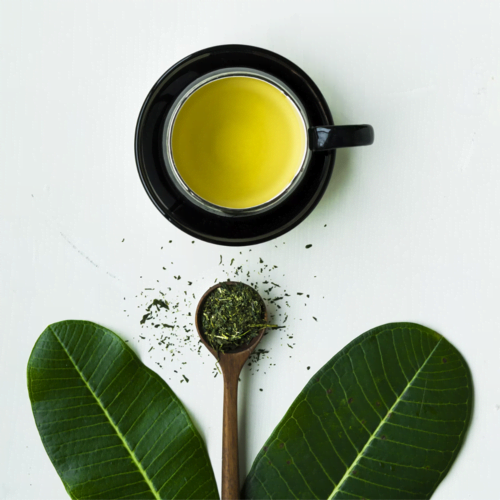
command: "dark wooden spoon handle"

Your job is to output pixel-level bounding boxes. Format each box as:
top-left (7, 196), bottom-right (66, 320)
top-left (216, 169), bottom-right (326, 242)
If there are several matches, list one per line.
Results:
top-left (222, 366), bottom-right (240, 500)
top-left (195, 281), bottom-right (268, 500)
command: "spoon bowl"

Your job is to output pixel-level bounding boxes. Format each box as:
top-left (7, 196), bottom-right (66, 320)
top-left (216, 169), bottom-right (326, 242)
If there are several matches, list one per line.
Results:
top-left (195, 281), bottom-right (268, 500)
top-left (195, 281), bottom-right (268, 357)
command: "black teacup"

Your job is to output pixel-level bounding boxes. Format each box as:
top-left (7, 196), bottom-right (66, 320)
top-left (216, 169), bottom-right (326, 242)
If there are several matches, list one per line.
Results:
top-left (135, 44), bottom-right (373, 246)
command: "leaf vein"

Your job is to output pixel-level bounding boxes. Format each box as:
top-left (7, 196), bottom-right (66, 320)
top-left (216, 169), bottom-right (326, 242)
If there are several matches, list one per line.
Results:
top-left (326, 338), bottom-right (443, 500)
top-left (359, 343), bottom-right (389, 410)
top-left (375, 436), bottom-right (452, 453)
top-left (49, 326), bottom-right (161, 500)
top-left (291, 415), bottom-right (337, 486)
top-left (303, 399), bottom-right (348, 468)
top-left (348, 474), bottom-right (421, 496)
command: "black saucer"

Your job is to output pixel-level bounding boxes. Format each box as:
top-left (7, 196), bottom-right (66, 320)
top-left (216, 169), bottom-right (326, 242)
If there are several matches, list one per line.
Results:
top-left (135, 44), bottom-right (335, 246)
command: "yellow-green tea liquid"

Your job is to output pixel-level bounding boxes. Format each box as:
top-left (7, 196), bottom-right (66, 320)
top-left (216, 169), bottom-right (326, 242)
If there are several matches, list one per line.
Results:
top-left (171, 76), bottom-right (306, 209)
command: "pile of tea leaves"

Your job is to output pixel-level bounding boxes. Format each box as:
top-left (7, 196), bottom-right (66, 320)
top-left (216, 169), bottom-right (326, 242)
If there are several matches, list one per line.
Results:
top-left (200, 282), bottom-right (277, 352)
top-left (125, 244), bottom-right (322, 382)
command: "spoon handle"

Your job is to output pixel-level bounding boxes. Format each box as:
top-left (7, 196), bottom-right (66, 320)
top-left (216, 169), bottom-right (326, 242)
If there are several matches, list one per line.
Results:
top-left (222, 366), bottom-right (240, 500)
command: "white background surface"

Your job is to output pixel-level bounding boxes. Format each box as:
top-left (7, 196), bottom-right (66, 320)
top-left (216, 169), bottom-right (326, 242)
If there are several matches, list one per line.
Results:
top-left (1, 1), bottom-right (500, 499)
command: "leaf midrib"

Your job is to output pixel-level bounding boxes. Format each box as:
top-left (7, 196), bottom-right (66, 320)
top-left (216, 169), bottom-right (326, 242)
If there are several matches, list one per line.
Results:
top-left (327, 338), bottom-right (443, 500)
top-left (49, 326), bottom-right (161, 500)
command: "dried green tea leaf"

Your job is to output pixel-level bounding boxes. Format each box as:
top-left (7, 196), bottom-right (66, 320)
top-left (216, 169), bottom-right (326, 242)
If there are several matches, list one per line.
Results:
top-left (201, 283), bottom-right (275, 352)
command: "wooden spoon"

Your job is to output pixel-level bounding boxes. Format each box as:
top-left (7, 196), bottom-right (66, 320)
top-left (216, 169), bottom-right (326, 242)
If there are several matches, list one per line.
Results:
top-left (195, 281), bottom-right (268, 500)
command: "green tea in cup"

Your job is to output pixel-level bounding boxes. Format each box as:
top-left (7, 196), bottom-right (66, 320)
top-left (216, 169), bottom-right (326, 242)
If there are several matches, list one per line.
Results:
top-left (170, 74), bottom-right (307, 210)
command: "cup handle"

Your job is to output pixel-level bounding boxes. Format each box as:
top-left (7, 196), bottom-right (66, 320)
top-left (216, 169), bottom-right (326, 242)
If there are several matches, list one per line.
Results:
top-left (308, 124), bottom-right (374, 151)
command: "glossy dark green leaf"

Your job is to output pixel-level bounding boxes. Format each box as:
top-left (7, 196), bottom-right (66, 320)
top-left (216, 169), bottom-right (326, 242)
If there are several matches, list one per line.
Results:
top-left (27, 320), bottom-right (219, 500)
top-left (242, 323), bottom-right (472, 500)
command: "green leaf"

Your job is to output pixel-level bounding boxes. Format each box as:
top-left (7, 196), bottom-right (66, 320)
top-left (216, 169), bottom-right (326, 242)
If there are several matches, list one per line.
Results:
top-left (242, 323), bottom-right (472, 500)
top-left (27, 320), bottom-right (219, 500)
